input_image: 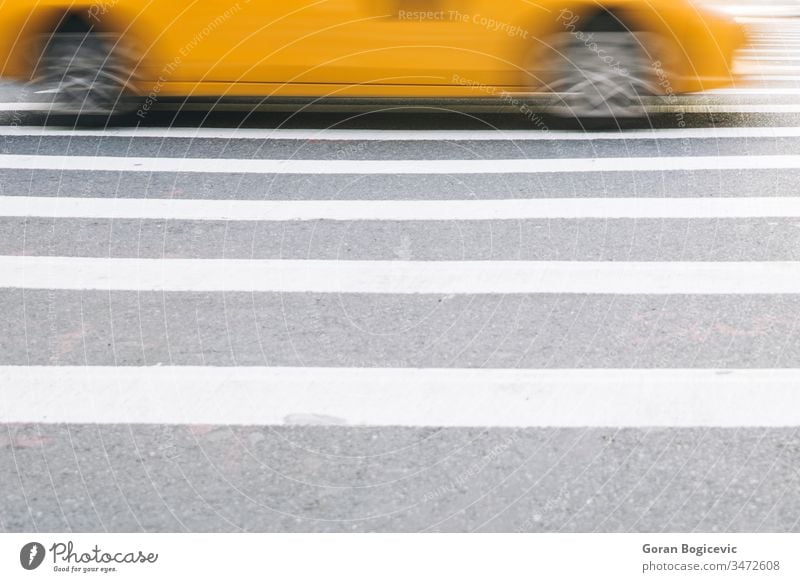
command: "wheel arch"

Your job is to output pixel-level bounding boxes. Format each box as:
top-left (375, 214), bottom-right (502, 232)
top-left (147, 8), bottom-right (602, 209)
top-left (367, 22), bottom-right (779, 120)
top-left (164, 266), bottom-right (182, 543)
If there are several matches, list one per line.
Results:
top-left (0, 5), bottom-right (163, 83)
top-left (517, 2), bottom-right (677, 91)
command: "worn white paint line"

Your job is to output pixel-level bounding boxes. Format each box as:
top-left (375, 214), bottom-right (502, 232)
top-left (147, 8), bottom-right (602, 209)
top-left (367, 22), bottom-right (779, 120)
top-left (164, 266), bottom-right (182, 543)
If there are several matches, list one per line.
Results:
top-left (1, 366), bottom-right (798, 427)
top-left (4, 256), bottom-right (800, 294)
top-left (2, 153), bottom-right (800, 175)
top-left (7, 196), bottom-right (800, 222)
top-left (6, 125), bottom-right (800, 141)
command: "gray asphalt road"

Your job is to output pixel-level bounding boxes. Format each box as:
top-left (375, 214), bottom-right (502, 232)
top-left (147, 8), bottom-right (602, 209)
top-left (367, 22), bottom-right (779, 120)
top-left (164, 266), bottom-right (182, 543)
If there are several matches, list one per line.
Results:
top-left (3, 16), bottom-right (800, 533)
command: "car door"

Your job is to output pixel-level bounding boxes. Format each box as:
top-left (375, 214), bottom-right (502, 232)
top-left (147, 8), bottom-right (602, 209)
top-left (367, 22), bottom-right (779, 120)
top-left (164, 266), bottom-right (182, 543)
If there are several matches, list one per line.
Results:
top-left (156, 0), bottom-right (525, 88)
top-left (312, 0), bottom-right (532, 88)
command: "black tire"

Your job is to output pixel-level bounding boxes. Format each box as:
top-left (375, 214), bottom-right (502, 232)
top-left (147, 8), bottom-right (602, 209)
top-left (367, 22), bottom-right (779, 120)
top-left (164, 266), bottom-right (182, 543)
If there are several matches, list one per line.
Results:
top-left (34, 31), bottom-right (137, 121)
top-left (539, 28), bottom-right (659, 125)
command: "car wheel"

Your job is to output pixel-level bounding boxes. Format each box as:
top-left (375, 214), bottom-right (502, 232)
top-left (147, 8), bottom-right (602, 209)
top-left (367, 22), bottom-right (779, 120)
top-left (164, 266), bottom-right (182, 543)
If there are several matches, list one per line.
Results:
top-left (540, 30), bottom-right (659, 123)
top-left (34, 31), bottom-right (136, 120)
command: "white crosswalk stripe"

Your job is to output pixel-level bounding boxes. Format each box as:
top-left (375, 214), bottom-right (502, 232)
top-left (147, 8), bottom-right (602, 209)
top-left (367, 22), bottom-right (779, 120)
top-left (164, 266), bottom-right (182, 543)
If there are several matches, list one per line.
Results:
top-left (3, 152), bottom-right (800, 174)
top-left (2, 367), bottom-right (798, 427)
top-left (5, 256), bottom-right (800, 295)
top-left (6, 195), bottom-right (800, 221)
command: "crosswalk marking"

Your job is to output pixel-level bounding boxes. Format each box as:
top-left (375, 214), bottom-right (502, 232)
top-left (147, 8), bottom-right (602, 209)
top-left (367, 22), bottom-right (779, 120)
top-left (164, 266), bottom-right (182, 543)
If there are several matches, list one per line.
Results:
top-left (2, 153), bottom-right (800, 174)
top-left (1, 366), bottom-right (797, 427)
top-left (6, 195), bottom-right (800, 221)
top-left (5, 125), bottom-right (800, 141)
top-left (4, 256), bottom-right (800, 294)
top-left (2, 19), bottom-right (800, 436)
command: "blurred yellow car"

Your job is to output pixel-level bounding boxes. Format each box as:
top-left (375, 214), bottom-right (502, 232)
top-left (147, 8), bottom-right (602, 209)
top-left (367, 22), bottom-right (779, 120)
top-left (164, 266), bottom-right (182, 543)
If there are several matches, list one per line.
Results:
top-left (0, 0), bottom-right (746, 120)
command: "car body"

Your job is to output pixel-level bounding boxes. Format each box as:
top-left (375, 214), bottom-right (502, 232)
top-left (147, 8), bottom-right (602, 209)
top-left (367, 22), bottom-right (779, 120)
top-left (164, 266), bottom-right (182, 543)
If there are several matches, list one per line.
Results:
top-left (0, 0), bottom-right (747, 118)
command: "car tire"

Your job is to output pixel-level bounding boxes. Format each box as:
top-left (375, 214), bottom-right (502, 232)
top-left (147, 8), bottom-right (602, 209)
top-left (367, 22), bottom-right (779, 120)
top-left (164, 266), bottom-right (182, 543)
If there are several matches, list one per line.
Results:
top-left (34, 31), bottom-right (137, 121)
top-left (540, 29), bottom-right (659, 125)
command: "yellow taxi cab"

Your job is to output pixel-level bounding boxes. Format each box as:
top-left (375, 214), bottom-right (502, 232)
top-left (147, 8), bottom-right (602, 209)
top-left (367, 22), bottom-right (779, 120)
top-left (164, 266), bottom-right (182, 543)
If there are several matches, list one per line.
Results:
top-left (0, 0), bottom-right (746, 120)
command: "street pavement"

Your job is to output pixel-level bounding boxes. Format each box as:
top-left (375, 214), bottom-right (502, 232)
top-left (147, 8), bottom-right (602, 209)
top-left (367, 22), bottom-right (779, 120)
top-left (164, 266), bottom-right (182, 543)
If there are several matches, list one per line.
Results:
top-left (2, 13), bottom-right (800, 533)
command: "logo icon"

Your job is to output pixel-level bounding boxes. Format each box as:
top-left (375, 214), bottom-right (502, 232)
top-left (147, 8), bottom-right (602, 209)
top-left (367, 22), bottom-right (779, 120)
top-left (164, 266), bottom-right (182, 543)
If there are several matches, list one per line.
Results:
top-left (20, 542), bottom-right (46, 570)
